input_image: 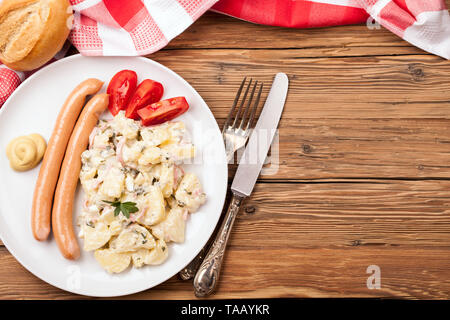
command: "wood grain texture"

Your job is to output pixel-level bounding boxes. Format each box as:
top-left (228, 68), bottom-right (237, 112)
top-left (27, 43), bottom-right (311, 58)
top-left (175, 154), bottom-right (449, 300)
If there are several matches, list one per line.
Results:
top-left (1, 246), bottom-right (449, 299)
top-left (148, 50), bottom-right (450, 179)
top-left (1, 5), bottom-right (450, 299)
top-left (150, 51), bottom-right (450, 119)
top-left (168, 11), bottom-right (435, 56)
top-left (1, 181), bottom-right (450, 299)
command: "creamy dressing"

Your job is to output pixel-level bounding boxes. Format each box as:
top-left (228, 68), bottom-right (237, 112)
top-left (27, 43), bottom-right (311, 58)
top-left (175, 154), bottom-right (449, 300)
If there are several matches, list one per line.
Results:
top-left (79, 111), bottom-right (206, 273)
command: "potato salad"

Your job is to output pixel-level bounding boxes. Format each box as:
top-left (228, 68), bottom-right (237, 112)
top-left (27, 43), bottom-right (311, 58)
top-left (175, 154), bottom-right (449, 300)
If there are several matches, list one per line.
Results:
top-left (79, 111), bottom-right (206, 273)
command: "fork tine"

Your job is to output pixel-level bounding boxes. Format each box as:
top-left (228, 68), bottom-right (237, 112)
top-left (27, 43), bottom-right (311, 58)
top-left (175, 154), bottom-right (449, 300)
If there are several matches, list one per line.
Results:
top-left (231, 78), bottom-right (252, 129)
top-left (222, 77), bottom-right (246, 134)
top-left (237, 81), bottom-right (257, 131)
top-left (244, 82), bottom-right (263, 132)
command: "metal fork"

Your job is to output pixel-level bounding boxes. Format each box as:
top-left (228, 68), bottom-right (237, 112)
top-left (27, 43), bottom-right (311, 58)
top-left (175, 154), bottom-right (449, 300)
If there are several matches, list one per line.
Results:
top-left (223, 78), bottom-right (263, 163)
top-left (178, 78), bottom-right (263, 280)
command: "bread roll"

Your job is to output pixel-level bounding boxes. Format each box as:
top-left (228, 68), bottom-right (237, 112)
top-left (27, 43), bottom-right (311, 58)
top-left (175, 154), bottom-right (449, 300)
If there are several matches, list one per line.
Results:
top-left (0, 0), bottom-right (72, 71)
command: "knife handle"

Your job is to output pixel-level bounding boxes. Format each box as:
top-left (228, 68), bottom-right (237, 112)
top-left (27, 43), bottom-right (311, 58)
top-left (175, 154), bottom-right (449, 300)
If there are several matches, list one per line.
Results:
top-left (193, 192), bottom-right (244, 297)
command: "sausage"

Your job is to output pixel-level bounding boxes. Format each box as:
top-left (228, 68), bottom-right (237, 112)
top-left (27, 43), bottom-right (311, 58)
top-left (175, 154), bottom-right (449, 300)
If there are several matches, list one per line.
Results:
top-left (32, 79), bottom-right (104, 241)
top-left (52, 93), bottom-right (109, 260)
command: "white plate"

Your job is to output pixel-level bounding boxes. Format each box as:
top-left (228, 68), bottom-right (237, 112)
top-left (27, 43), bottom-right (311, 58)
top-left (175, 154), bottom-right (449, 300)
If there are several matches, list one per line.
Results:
top-left (0, 55), bottom-right (227, 297)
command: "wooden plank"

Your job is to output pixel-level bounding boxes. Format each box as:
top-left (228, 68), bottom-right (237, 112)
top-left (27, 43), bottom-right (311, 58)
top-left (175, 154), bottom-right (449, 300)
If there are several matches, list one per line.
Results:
top-left (1, 181), bottom-right (449, 299)
top-left (1, 246), bottom-right (448, 299)
top-left (227, 181), bottom-right (450, 248)
top-left (147, 50), bottom-right (450, 179)
top-left (149, 50), bottom-right (450, 120)
top-left (132, 247), bottom-right (450, 299)
top-left (255, 118), bottom-right (450, 180)
top-left (168, 10), bottom-right (447, 57)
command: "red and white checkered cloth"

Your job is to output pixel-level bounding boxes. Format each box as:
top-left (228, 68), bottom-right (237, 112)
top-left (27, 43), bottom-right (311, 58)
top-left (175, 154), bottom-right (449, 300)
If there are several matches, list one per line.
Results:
top-left (69, 0), bottom-right (217, 55)
top-left (213, 0), bottom-right (450, 59)
top-left (1, 0), bottom-right (449, 108)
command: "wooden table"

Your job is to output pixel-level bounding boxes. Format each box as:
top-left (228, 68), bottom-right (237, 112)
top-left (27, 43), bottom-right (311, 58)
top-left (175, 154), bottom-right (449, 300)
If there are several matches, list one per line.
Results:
top-left (1, 7), bottom-right (450, 300)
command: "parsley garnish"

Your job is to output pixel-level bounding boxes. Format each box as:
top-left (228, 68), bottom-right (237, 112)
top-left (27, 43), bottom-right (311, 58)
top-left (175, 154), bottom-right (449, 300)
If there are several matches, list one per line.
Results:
top-left (103, 200), bottom-right (139, 219)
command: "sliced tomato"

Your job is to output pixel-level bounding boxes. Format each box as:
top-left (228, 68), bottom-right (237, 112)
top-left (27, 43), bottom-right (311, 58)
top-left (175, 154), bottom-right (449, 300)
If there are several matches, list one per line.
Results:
top-left (137, 97), bottom-right (189, 126)
top-left (107, 70), bottom-right (137, 116)
top-left (125, 79), bottom-right (164, 119)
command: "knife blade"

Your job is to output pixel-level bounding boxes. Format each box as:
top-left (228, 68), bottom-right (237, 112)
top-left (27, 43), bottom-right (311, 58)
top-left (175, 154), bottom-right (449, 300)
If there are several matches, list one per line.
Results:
top-left (231, 72), bottom-right (288, 197)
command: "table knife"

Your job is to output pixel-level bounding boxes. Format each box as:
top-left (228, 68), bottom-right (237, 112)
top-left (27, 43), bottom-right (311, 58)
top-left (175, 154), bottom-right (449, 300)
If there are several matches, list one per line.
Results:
top-left (193, 72), bottom-right (289, 297)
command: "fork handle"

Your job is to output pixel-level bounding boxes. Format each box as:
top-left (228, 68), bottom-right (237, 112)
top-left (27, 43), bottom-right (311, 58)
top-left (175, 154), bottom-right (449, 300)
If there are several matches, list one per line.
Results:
top-left (179, 245), bottom-right (209, 280)
top-left (179, 153), bottom-right (237, 281)
top-left (193, 192), bottom-right (244, 297)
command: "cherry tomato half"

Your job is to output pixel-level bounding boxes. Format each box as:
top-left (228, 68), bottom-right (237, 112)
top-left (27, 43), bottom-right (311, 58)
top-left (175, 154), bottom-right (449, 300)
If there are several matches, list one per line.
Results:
top-left (137, 97), bottom-right (189, 126)
top-left (107, 70), bottom-right (137, 116)
top-left (125, 79), bottom-right (164, 119)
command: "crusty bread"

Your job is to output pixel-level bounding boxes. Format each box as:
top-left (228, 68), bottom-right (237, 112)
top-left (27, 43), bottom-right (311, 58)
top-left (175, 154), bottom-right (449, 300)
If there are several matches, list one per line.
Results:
top-left (0, 0), bottom-right (72, 71)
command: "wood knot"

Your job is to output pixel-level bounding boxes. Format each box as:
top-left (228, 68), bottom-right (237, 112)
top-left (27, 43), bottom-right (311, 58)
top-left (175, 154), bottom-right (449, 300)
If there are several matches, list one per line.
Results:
top-left (245, 206), bottom-right (256, 214)
top-left (302, 144), bottom-right (312, 154)
top-left (408, 64), bottom-right (425, 81)
top-left (417, 164), bottom-right (424, 170)
top-left (351, 240), bottom-right (361, 246)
